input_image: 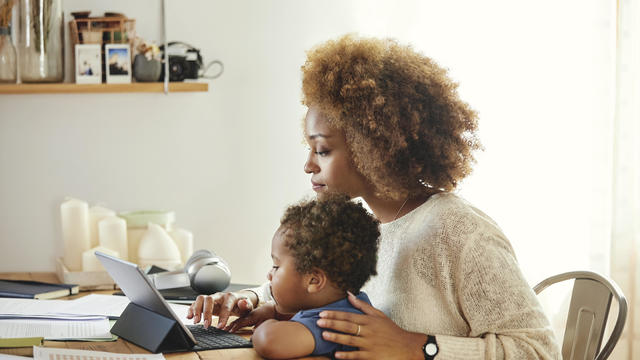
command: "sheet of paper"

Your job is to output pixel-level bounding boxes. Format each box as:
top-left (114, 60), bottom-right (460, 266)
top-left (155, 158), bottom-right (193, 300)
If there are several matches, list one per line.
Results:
top-left (0, 354), bottom-right (32, 360)
top-left (0, 318), bottom-right (111, 340)
top-left (61, 294), bottom-right (194, 323)
top-left (70, 320), bottom-right (118, 342)
top-left (58, 294), bottom-right (195, 324)
top-left (0, 298), bottom-right (103, 320)
top-left (33, 346), bottom-right (165, 360)
top-left (61, 294), bottom-right (130, 318)
top-left (0, 295), bottom-right (197, 326)
top-left (0, 314), bottom-right (105, 320)
top-left (168, 303), bottom-right (193, 325)
top-left (0, 298), bottom-right (71, 316)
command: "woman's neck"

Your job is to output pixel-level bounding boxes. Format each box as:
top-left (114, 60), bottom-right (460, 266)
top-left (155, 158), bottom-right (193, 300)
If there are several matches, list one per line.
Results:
top-left (362, 193), bottom-right (431, 224)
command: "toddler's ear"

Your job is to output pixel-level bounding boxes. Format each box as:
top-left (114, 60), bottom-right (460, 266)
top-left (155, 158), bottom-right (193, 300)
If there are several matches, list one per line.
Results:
top-left (306, 268), bottom-right (327, 293)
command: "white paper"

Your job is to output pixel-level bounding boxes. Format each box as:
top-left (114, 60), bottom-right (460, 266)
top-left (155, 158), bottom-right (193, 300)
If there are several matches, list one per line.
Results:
top-left (0, 298), bottom-right (71, 316)
top-left (0, 318), bottom-right (111, 339)
top-left (33, 347), bottom-right (165, 360)
top-left (61, 294), bottom-right (130, 317)
top-left (0, 314), bottom-right (106, 320)
top-left (62, 294), bottom-right (193, 324)
top-left (0, 298), bottom-right (105, 320)
top-left (0, 355), bottom-right (32, 360)
top-left (168, 303), bottom-right (193, 325)
top-left (52, 294), bottom-right (195, 324)
top-left (0, 295), bottom-right (196, 326)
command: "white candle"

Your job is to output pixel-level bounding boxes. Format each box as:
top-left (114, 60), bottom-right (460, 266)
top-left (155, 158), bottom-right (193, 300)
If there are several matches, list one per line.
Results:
top-left (89, 205), bottom-right (115, 248)
top-left (126, 228), bottom-right (145, 264)
top-left (138, 223), bottom-right (182, 270)
top-left (170, 228), bottom-right (194, 265)
top-left (60, 198), bottom-right (90, 271)
top-left (98, 216), bottom-right (128, 260)
top-left (82, 246), bottom-right (119, 272)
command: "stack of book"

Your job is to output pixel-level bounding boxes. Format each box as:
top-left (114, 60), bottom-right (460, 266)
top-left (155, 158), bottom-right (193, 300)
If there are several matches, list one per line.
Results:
top-left (0, 279), bottom-right (79, 300)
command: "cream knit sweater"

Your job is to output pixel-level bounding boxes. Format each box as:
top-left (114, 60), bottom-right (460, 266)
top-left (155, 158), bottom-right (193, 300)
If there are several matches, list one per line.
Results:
top-left (253, 192), bottom-right (560, 359)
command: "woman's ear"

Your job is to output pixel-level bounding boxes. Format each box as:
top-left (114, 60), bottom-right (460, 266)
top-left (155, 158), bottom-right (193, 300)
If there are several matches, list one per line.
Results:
top-left (305, 268), bottom-right (327, 293)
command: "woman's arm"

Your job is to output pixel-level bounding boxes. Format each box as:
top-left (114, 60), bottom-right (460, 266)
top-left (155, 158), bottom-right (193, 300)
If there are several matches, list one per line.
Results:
top-left (316, 295), bottom-right (428, 360)
top-left (445, 234), bottom-right (560, 359)
top-left (316, 236), bottom-right (561, 359)
top-left (245, 281), bottom-right (272, 306)
top-left (187, 282), bottom-right (271, 329)
top-left (252, 319), bottom-right (315, 359)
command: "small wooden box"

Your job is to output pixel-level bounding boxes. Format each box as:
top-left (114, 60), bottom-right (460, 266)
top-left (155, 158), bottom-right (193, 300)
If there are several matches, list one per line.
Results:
top-left (69, 16), bottom-right (136, 47)
top-left (55, 258), bottom-right (117, 291)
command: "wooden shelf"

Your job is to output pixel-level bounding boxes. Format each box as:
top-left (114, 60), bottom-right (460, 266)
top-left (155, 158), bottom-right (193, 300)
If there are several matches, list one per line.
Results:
top-left (0, 82), bottom-right (208, 94)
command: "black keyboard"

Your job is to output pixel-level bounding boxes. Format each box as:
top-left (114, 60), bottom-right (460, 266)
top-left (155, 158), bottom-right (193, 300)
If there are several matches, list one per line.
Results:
top-left (187, 324), bottom-right (253, 351)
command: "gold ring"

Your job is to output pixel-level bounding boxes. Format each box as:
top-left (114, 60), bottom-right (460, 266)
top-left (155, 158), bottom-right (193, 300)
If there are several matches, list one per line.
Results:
top-left (355, 324), bottom-right (361, 336)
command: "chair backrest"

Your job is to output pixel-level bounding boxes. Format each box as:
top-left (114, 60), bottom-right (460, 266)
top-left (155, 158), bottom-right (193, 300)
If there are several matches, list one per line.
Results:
top-left (533, 271), bottom-right (628, 360)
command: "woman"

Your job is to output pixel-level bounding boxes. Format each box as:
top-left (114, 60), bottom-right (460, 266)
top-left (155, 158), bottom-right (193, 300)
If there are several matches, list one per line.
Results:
top-left (188, 34), bottom-right (560, 359)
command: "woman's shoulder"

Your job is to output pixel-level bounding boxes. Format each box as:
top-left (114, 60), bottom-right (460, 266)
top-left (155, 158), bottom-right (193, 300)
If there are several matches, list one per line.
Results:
top-left (416, 192), bottom-right (499, 227)
top-left (402, 192), bottom-right (510, 251)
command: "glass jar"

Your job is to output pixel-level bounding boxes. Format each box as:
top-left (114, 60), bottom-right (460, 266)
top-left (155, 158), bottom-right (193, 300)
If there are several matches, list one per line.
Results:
top-left (0, 26), bottom-right (16, 83)
top-left (19, 0), bottom-right (63, 82)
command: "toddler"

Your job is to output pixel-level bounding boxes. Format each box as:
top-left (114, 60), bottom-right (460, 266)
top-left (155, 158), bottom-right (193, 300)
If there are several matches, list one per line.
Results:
top-left (228, 194), bottom-right (380, 359)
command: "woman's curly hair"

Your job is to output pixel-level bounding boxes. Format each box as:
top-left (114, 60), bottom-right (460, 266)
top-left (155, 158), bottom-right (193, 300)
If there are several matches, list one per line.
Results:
top-left (302, 34), bottom-right (482, 200)
top-left (281, 194), bottom-right (380, 294)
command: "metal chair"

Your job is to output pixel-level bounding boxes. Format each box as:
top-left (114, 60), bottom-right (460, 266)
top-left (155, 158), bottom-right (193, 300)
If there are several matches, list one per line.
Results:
top-left (533, 271), bottom-right (628, 360)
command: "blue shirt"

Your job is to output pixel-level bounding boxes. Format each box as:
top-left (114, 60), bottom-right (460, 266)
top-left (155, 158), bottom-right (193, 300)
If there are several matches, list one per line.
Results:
top-left (290, 292), bottom-right (371, 357)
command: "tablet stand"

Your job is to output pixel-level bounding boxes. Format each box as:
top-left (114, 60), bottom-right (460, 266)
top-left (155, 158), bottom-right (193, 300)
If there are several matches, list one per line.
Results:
top-left (111, 302), bottom-right (193, 353)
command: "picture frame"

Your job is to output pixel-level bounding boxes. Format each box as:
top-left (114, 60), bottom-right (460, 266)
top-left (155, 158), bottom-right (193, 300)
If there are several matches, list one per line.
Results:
top-left (105, 44), bottom-right (132, 84)
top-left (75, 44), bottom-right (102, 84)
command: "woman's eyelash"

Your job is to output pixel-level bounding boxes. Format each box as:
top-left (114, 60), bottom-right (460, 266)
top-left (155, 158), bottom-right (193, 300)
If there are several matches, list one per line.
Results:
top-left (315, 150), bottom-right (329, 156)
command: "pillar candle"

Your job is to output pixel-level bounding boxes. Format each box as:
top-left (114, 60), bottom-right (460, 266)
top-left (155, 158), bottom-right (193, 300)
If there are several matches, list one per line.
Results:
top-left (98, 216), bottom-right (128, 260)
top-left (138, 223), bottom-right (182, 270)
top-left (60, 198), bottom-right (90, 271)
top-left (82, 246), bottom-right (119, 272)
top-left (170, 227), bottom-right (194, 265)
top-left (89, 205), bottom-right (115, 248)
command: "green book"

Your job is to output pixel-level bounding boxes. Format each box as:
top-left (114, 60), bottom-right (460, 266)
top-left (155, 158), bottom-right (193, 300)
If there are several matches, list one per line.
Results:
top-left (0, 279), bottom-right (79, 300)
top-left (0, 337), bottom-right (43, 348)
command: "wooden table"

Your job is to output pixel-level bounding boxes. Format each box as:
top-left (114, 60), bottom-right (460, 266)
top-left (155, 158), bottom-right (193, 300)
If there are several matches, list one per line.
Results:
top-left (0, 273), bottom-right (324, 360)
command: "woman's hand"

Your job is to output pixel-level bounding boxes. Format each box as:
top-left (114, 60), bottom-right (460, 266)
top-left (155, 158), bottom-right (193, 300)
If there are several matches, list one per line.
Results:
top-left (317, 292), bottom-right (427, 360)
top-left (224, 302), bottom-right (278, 333)
top-left (186, 291), bottom-right (255, 329)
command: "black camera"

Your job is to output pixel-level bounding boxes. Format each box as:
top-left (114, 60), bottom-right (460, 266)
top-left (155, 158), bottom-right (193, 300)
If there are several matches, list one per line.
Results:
top-left (159, 42), bottom-right (202, 82)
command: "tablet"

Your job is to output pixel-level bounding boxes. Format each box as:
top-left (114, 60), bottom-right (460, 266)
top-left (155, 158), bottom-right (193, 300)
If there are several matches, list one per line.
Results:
top-left (95, 251), bottom-right (197, 344)
top-left (96, 251), bottom-right (252, 353)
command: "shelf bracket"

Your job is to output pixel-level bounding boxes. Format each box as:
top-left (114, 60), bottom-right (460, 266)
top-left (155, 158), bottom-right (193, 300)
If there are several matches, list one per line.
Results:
top-left (162, 0), bottom-right (169, 95)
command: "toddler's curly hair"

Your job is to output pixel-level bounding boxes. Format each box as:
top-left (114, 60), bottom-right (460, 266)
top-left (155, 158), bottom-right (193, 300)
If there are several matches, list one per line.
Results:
top-left (302, 34), bottom-right (482, 200)
top-left (280, 194), bottom-right (380, 294)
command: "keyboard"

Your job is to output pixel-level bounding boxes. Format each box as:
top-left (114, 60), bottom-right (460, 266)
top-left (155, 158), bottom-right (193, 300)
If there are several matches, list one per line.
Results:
top-left (187, 324), bottom-right (253, 351)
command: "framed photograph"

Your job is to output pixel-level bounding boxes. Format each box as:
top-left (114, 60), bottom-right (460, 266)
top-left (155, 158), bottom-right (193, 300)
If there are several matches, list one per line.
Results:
top-left (75, 44), bottom-right (102, 84)
top-left (105, 44), bottom-right (132, 84)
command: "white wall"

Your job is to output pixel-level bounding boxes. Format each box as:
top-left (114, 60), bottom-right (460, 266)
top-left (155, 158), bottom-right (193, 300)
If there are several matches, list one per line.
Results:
top-left (0, 0), bottom-right (615, 286)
